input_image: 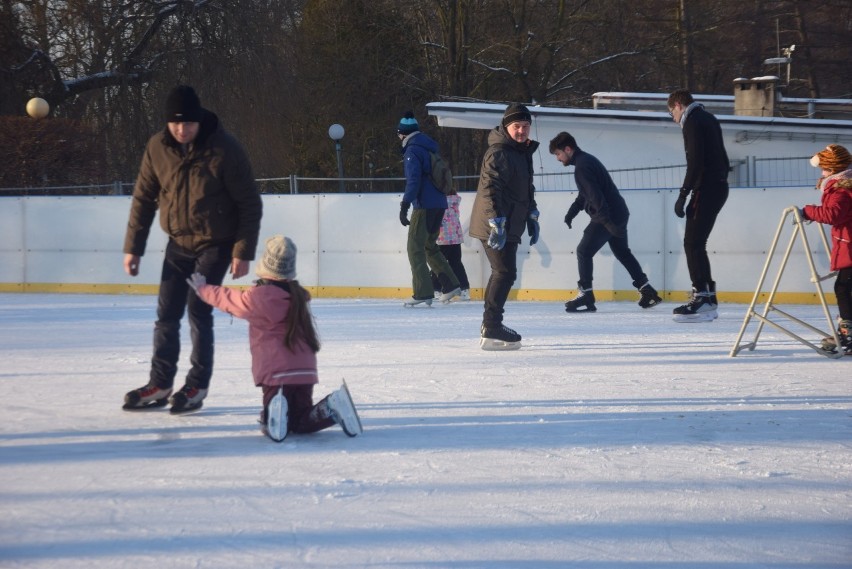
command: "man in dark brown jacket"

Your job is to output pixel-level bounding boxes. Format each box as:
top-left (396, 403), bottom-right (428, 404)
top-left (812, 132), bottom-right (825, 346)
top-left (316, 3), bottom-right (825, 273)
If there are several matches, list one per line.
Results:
top-left (470, 103), bottom-right (540, 351)
top-left (122, 85), bottom-right (262, 414)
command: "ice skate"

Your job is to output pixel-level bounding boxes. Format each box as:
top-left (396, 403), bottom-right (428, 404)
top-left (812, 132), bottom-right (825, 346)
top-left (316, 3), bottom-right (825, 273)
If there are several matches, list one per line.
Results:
top-left (820, 319), bottom-right (852, 355)
top-left (480, 323), bottom-right (522, 351)
top-left (328, 380), bottom-right (363, 437)
top-left (459, 289), bottom-right (471, 301)
top-left (264, 387), bottom-right (288, 442)
top-left (168, 385), bottom-right (208, 414)
top-left (564, 285), bottom-right (596, 312)
top-left (637, 282), bottom-right (662, 308)
top-left (672, 288), bottom-right (717, 323)
top-left (438, 287), bottom-right (461, 304)
top-left (123, 383), bottom-right (172, 411)
top-left (403, 296), bottom-right (433, 308)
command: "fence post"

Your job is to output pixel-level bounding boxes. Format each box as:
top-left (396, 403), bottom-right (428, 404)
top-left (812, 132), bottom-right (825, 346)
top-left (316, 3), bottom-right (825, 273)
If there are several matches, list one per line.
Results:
top-left (290, 174), bottom-right (298, 194)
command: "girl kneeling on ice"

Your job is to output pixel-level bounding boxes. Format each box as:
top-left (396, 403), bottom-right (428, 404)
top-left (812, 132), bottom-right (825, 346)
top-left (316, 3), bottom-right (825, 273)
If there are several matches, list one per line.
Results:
top-left (187, 235), bottom-right (361, 441)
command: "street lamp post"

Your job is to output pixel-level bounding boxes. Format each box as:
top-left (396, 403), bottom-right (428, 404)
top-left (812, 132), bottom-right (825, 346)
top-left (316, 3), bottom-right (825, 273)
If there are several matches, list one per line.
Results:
top-left (328, 123), bottom-right (345, 193)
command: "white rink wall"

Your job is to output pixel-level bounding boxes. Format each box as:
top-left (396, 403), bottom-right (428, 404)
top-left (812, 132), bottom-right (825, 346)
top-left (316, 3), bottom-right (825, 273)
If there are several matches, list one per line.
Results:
top-left (0, 188), bottom-right (834, 302)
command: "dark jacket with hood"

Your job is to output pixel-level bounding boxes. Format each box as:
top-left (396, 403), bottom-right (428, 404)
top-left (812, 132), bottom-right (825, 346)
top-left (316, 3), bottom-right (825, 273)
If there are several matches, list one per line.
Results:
top-left (124, 109), bottom-right (262, 261)
top-left (564, 148), bottom-right (629, 235)
top-left (469, 125), bottom-right (539, 243)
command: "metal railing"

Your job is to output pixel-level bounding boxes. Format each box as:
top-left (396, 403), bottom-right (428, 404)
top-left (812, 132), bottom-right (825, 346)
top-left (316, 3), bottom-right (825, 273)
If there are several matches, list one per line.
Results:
top-left (0, 156), bottom-right (815, 196)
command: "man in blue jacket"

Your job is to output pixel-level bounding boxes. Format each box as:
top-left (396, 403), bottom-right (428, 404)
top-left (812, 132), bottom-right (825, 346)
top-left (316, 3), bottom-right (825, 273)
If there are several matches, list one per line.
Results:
top-left (397, 112), bottom-right (460, 307)
top-left (549, 132), bottom-right (662, 312)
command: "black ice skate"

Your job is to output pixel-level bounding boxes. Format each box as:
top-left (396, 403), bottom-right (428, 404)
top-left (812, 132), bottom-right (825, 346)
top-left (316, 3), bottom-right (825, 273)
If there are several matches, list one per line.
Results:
top-left (565, 286), bottom-right (596, 312)
top-left (122, 383), bottom-right (172, 411)
top-left (637, 282), bottom-right (663, 309)
top-left (672, 288), bottom-right (717, 323)
top-left (169, 385), bottom-right (208, 415)
top-left (480, 323), bottom-right (522, 351)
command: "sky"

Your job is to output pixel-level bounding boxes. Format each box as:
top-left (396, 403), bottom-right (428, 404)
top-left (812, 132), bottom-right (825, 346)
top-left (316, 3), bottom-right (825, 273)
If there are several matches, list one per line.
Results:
top-left (0, 293), bottom-right (850, 569)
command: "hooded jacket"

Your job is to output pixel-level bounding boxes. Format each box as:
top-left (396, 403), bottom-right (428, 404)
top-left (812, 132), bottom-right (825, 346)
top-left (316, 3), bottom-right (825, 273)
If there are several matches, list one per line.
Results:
top-left (124, 110), bottom-right (263, 260)
top-left (803, 170), bottom-right (852, 271)
top-left (469, 125), bottom-right (539, 242)
top-left (401, 132), bottom-right (448, 210)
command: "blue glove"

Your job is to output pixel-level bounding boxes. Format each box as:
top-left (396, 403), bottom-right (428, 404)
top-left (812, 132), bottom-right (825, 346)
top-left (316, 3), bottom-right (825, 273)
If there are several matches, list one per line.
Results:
top-left (487, 217), bottom-right (506, 250)
top-left (527, 209), bottom-right (540, 246)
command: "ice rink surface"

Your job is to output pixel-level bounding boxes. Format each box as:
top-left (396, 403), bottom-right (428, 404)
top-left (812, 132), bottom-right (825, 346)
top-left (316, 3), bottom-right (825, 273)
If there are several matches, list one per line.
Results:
top-left (1, 294), bottom-right (850, 568)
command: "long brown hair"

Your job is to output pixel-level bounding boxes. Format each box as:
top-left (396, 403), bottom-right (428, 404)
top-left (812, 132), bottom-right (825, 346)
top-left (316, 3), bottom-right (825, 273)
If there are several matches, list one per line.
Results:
top-left (283, 280), bottom-right (320, 353)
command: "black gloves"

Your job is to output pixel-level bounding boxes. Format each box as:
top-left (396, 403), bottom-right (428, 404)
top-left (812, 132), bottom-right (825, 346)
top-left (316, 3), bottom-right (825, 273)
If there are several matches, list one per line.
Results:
top-left (399, 201), bottom-right (410, 226)
top-left (674, 188), bottom-right (690, 218)
top-left (564, 202), bottom-right (582, 229)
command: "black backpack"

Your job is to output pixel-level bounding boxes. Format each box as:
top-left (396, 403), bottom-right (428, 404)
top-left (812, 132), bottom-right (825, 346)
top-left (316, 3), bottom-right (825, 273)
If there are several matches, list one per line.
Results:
top-left (428, 151), bottom-right (454, 195)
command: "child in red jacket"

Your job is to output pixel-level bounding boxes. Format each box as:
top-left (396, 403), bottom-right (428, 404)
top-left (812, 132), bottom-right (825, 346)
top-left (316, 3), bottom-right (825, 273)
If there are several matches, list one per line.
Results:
top-left (188, 235), bottom-right (362, 441)
top-left (800, 144), bottom-right (852, 354)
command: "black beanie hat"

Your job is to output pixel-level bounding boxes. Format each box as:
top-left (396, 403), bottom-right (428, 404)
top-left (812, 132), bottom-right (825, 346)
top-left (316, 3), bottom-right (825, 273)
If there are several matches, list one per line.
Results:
top-left (164, 85), bottom-right (202, 123)
top-left (502, 103), bottom-right (532, 128)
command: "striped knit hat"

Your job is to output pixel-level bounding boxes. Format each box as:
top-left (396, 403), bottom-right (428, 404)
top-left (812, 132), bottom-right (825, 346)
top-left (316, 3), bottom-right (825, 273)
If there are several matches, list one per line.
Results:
top-left (256, 235), bottom-right (297, 281)
top-left (809, 144), bottom-right (851, 173)
top-left (397, 111), bottom-right (419, 135)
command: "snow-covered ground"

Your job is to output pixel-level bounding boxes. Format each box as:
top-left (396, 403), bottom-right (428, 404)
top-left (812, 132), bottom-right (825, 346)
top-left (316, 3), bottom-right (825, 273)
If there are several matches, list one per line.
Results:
top-left (1, 293), bottom-right (850, 569)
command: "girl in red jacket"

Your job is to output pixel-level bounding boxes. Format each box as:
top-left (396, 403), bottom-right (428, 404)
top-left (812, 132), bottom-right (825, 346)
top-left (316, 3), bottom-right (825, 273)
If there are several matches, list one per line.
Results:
top-left (801, 144), bottom-right (852, 354)
top-left (188, 235), bottom-right (362, 441)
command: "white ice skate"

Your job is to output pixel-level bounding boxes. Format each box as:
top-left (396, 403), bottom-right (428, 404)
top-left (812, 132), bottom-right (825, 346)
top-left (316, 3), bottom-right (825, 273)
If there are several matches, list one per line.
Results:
top-left (265, 387), bottom-right (288, 442)
top-left (328, 380), bottom-right (363, 437)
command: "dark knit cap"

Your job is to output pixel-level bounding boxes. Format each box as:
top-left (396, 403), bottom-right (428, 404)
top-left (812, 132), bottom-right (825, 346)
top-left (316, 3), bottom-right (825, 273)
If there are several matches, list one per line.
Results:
top-left (502, 103), bottom-right (532, 128)
top-left (164, 85), bottom-right (202, 123)
top-left (397, 111), bottom-right (419, 135)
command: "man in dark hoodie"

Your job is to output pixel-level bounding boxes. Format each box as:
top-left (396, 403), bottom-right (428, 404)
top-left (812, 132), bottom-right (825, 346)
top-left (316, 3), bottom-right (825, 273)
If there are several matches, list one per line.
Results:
top-left (549, 131), bottom-right (662, 313)
top-left (122, 85), bottom-right (263, 414)
top-left (469, 103), bottom-right (541, 350)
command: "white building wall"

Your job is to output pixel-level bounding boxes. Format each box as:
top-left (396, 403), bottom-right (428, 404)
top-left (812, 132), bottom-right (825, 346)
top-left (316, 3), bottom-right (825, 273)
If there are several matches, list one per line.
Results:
top-left (0, 188), bottom-right (833, 303)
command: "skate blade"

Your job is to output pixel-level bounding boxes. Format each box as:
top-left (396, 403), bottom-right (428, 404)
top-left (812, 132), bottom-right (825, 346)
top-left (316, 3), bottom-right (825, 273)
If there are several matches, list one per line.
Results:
top-left (565, 306), bottom-right (597, 313)
top-left (672, 311), bottom-right (716, 323)
top-left (266, 388), bottom-right (288, 442)
top-left (169, 401), bottom-right (204, 415)
top-left (639, 298), bottom-right (662, 308)
top-left (404, 300), bottom-right (433, 308)
top-left (480, 338), bottom-right (522, 351)
top-left (122, 398), bottom-right (169, 411)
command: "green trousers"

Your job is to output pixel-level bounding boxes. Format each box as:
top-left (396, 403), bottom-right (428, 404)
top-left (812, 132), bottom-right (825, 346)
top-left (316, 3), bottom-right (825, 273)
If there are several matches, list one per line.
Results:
top-left (408, 208), bottom-right (459, 299)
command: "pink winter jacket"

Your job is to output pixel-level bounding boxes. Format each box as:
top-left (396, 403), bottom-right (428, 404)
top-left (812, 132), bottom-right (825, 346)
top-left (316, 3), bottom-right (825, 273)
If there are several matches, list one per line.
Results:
top-left (196, 282), bottom-right (318, 387)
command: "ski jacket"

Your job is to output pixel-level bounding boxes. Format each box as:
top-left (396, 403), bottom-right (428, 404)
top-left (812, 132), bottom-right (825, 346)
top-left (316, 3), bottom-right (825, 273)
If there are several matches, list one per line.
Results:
top-left (401, 132), bottom-right (448, 210)
top-left (680, 104), bottom-right (730, 196)
top-left (803, 170), bottom-right (852, 271)
top-left (437, 193), bottom-right (464, 245)
top-left (470, 126), bottom-right (539, 243)
top-left (195, 281), bottom-right (319, 387)
top-left (564, 148), bottom-right (629, 234)
top-left (124, 110), bottom-right (263, 260)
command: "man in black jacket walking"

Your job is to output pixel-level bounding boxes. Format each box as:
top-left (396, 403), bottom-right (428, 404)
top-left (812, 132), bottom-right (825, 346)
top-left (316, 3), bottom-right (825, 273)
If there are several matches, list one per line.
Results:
top-left (667, 89), bottom-right (730, 322)
top-left (549, 132), bottom-right (662, 312)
